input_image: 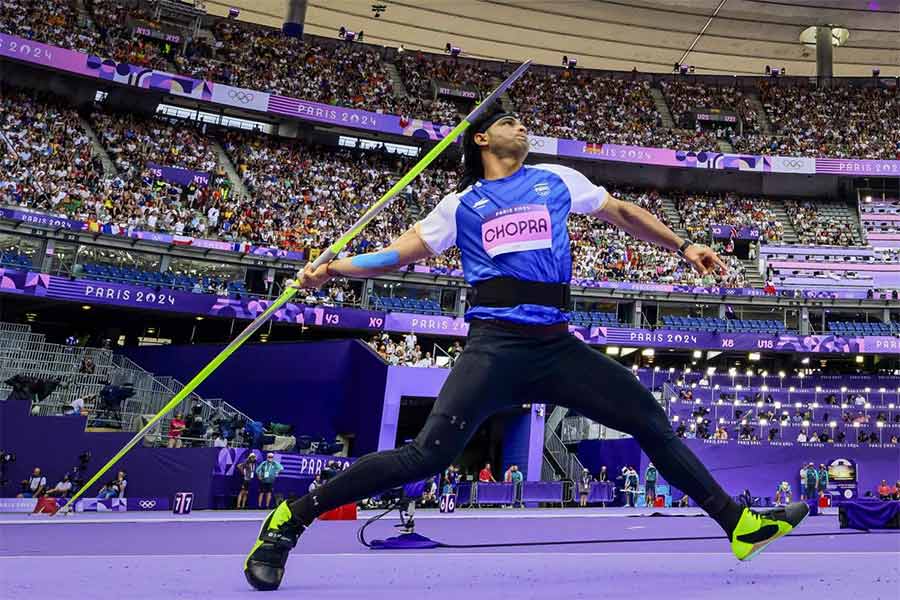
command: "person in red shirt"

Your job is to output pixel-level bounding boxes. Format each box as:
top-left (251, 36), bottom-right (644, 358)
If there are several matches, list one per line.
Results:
top-left (167, 413), bottom-right (186, 448)
top-left (478, 462), bottom-right (495, 483)
top-left (877, 480), bottom-right (892, 500)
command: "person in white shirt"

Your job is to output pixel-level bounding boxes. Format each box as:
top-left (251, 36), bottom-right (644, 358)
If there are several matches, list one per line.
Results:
top-left (308, 474), bottom-right (323, 494)
top-left (213, 434), bottom-right (228, 448)
top-left (46, 474), bottom-right (73, 497)
top-left (404, 332), bottom-right (417, 352)
top-left (797, 431), bottom-right (808, 443)
top-left (66, 395), bottom-right (86, 416)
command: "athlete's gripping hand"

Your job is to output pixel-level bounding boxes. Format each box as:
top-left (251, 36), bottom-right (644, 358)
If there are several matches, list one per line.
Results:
top-left (683, 244), bottom-right (729, 276)
top-left (289, 262), bottom-right (332, 290)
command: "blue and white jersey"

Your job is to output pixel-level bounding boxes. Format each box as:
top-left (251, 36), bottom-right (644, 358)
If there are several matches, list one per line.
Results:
top-left (418, 163), bottom-right (608, 325)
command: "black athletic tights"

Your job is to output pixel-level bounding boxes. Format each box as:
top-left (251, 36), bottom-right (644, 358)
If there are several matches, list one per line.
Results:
top-left (288, 320), bottom-right (742, 534)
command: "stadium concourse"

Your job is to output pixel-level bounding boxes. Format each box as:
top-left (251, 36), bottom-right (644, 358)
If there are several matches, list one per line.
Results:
top-left (2, 0), bottom-right (900, 599)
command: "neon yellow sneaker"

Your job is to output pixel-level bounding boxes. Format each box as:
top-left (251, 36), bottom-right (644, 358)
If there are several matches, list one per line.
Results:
top-left (731, 501), bottom-right (809, 561)
top-left (244, 501), bottom-right (305, 591)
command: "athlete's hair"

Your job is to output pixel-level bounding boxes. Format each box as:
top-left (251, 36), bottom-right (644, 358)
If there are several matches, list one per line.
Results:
top-left (457, 108), bottom-right (515, 192)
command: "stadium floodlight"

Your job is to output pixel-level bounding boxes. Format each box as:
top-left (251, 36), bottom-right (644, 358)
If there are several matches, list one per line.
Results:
top-left (654, 366), bottom-right (661, 372)
top-left (856, 355), bottom-right (864, 363)
top-left (693, 350), bottom-right (703, 359)
top-left (606, 346), bottom-right (620, 356)
top-left (801, 357), bottom-right (810, 365)
top-left (57, 59), bottom-right (535, 514)
top-left (802, 420), bottom-right (810, 427)
top-left (642, 348), bottom-right (655, 356)
top-left (829, 421), bottom-right (837, 428)
top-left (779, 371), bottom-right (786, 378)
top-left (789, 387), bottom-right (795, 392)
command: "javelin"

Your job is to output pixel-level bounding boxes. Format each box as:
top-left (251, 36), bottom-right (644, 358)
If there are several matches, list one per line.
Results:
top-left (58, 59), bottom-right (533, 514)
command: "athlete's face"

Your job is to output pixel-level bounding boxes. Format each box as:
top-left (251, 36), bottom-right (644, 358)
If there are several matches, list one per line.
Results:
top-left (475, 116), bottom-right (529, 160)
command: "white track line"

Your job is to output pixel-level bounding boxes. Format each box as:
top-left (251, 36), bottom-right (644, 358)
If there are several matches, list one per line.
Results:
top-left (0, 551), bottom-right (895, 560)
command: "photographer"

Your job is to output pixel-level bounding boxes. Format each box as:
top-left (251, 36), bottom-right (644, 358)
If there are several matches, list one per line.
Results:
top-left (26, 467), bottom-right (47, 497)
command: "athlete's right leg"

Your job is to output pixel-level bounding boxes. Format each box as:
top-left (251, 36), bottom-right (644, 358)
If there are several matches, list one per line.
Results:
top-left (244, 329), bottom-right (520, 591)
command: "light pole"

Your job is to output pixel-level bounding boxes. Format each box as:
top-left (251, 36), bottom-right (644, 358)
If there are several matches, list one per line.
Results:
top-left (778, 371), bottom-right (785, 389)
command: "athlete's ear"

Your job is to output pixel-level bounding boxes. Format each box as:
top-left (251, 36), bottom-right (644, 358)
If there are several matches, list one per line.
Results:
top-left (473, 131), bottom-right (490, 148)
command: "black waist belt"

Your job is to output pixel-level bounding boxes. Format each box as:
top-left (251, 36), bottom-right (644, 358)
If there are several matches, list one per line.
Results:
top-left (470, 277), bottom-right (571, 310)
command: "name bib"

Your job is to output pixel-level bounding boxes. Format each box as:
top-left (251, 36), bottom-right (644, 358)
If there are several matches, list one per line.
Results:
top-left (481, 204), bottom-right (552, 258)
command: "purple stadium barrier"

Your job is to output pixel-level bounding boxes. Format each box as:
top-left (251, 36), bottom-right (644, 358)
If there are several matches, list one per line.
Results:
top-left (521, 481), bottom-right (564, 504)
top-left (587, 482), bottom-right (616, 503)
top-left (839, 500), bottom-right (900, 530)
top-left (456, 482), bottom-right (473, 506)
top-left (475, 483), bottom-right (515, 505)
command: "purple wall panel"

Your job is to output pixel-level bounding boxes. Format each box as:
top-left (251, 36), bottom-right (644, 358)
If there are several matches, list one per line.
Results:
top-left (124, 340), bottom-right (386, 454)
top-left (0, 399), bottom-right (216, 506)
top-left (577, 437), bottom-right (900, 500)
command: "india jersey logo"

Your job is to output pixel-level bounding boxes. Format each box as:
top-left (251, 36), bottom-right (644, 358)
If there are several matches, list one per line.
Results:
top-left (533, 183), bottom-right (551, 198)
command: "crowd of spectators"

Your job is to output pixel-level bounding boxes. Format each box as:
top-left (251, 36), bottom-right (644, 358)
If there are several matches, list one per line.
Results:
top-left (509, 70), bottom-right (717, 150)
top-left (660, 80), bottom-right (759, 134)
top-left (674, 192), bottom-right (783, 243)
top-left (731, 81), bottom-right (900, 160)
top-left (784, 200), bottom-right (860, 246)
top-left (6, 2), bottom-right (900, 161)
top-left (91, 111), bottom-right (219, 176)
top-left (365, 332), bottom-right (463, 368)
top-left (569, 190), bottom-right (747, 288)
top-left (181, 21), bottom-right (398, 112)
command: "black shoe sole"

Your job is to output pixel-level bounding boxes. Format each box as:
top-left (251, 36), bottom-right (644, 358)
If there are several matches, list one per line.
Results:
top-left (244, 562), bottom-right (284, 591)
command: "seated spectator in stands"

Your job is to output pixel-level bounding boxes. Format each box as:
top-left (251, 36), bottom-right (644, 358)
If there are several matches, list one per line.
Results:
top-left (44, 474), bottom-right (73, 498)
top-left (24, 467), bottom-right (47, 497)
top-left (79, 357), bottom-right (95, 374)
top-left (213, 433), bottom-right (228, 448)
top-left (478, 462), bottom-right (496, 483)
top-left (890, 435), bottom-right (899, 444)
top-left (114, 470), bottom-right (127, 498)
top-left (877, 480), bottom-right (893, 501)
top-left (97, 481), bottom-right (118, 500)
top-left (796, 429), bottom-right (808, 443)
top-left (65, 393), bottom-right (89, 416)
top-left (168, 412), bottom-right (186, 448)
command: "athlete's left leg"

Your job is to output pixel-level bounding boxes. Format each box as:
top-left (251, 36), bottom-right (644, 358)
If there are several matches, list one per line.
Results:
top-left (536, 335), bottom-right (808, 559)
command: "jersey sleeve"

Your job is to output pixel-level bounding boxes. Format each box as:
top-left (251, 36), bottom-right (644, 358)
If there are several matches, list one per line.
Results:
top-left (535, 163), bottom-right (609, 214)
top-left (416, 192), bottom-right (460, 255)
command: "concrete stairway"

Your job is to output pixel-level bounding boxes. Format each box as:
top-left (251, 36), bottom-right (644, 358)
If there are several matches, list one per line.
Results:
top-left (649, 86), bottom-right (675, 128)
top-left (659, 195), bottom-right (687, 237)
top-left (770, 202), bottom-right (800, 244)
top-left (384, 61), bottom-right (409, 99)
top-left (739, 257), bottom-right (765, 288)
top-left (746, 92), bottom-right (773, 135)
top-left (212, 140), bottom-right (251, 199)
top-left (78, 115), bottom-right (117, 176)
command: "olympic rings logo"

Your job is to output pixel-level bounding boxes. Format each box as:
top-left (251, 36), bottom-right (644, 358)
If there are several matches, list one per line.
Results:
top-left (780, 159), bottom-right (805, 169)
top-left (138, 500), bottom-right (157, 509)
top-left (228, 89), bottom-right (255, 104)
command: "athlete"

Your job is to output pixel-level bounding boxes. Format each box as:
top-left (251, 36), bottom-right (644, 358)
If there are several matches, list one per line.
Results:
top-left (244, 109), bottom-right (809, 590)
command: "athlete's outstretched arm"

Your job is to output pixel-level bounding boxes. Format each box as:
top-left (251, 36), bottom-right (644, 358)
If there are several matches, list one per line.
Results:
top-left (292, 225), bottom-right (436, 289)
top-left (594, 195), bottom-right (728, 275)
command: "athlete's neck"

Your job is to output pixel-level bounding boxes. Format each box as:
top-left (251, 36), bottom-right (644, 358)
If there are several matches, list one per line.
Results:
top-left (481, 154), bottom-right (524, 181)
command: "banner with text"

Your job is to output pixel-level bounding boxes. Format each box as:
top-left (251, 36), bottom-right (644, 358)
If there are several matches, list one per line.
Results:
top-left (146, 163), bottom-right (211, 188)
top-left (3, 32), bottom-right (899, 175)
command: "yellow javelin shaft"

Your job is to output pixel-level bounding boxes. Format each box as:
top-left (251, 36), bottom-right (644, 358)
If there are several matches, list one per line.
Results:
top-left (58, 59), bottom-right (532, 513)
